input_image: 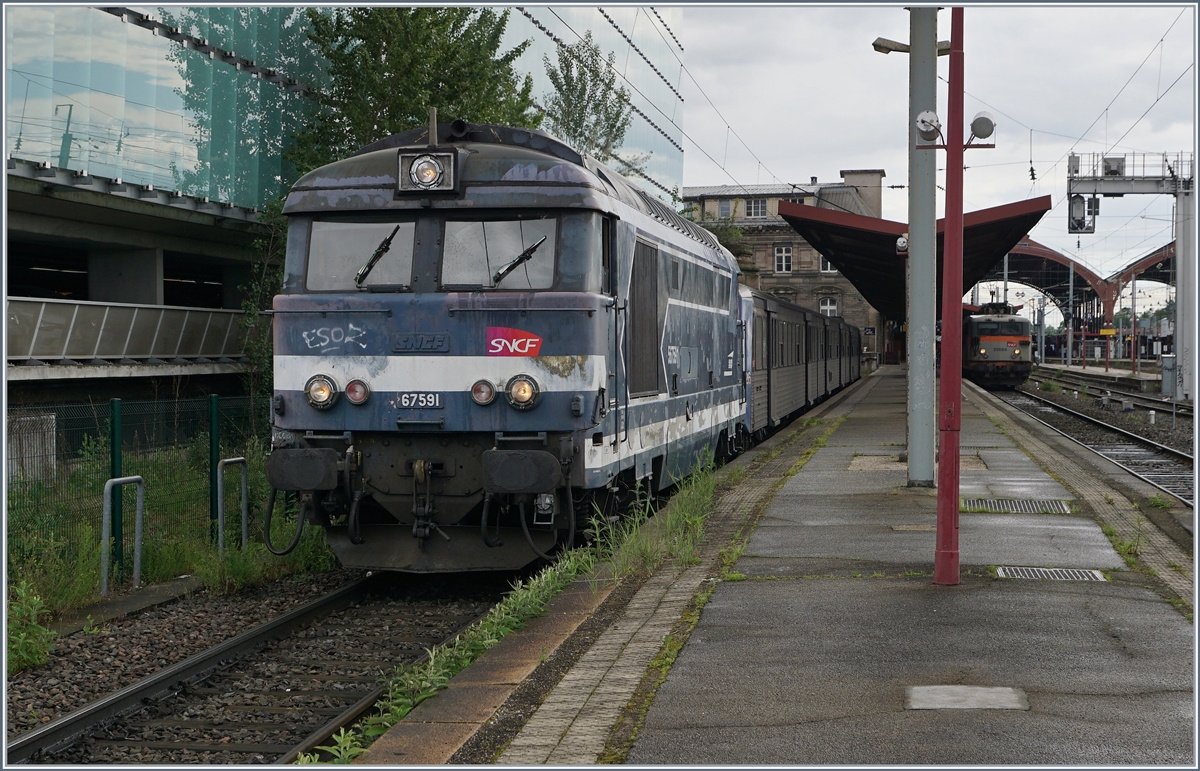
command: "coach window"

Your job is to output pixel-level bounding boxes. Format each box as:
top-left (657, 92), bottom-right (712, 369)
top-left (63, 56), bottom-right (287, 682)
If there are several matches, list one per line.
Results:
top-left (307, 219), bottom-right (417, 291)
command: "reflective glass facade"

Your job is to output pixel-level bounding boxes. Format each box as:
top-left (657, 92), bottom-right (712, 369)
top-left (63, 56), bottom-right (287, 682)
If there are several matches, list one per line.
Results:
top-left (5, 6), bottom-right (323, 210)
top-left (506, 7), bottom-right (685, 198)
top-left (5, 6), bottom-right (684, 208)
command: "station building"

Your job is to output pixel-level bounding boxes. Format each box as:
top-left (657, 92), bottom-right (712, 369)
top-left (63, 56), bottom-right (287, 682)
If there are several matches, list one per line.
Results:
top-left (4, 6), bottom-right (686, 406)
top-left (681, 172), bottom-right (888, 363)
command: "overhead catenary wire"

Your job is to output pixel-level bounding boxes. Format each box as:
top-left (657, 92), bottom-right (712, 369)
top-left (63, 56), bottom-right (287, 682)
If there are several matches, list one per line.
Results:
top-left (634, 6), bottom-right (789, 189)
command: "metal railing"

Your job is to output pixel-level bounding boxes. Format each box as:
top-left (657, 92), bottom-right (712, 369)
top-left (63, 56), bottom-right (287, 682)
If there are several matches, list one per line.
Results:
top-left (217, 457), bottom-right (250, 556)
top-left (1068, 152), bottom-right (1193, 181)
top-left (101, 475), bottom-right (144, 596)
top-left (6, 297), bottom-right (252, 363)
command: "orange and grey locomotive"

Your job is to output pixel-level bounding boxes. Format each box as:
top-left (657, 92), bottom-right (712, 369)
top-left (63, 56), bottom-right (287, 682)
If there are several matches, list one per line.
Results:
top-left (962, 302), bottom-right (1033, 388)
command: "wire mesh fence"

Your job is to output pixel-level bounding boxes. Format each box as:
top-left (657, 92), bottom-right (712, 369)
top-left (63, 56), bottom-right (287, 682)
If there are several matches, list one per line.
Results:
top-left (6, 395), bottom-right (273, 590)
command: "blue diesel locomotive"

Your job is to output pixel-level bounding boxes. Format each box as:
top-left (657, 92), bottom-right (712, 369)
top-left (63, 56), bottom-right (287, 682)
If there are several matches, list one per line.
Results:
top-left (265, 120), bottom-right (859, 572)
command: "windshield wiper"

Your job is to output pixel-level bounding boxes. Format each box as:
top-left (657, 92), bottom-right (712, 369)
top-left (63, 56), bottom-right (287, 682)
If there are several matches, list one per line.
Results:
top-left (492, 236), bottom-right (547, 288)
top-left (354, 224), bottom-right (402, 288)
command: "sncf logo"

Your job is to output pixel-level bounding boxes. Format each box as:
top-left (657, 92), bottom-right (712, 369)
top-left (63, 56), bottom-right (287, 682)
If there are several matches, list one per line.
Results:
top-left (487, 326), bottom-right (543, 356)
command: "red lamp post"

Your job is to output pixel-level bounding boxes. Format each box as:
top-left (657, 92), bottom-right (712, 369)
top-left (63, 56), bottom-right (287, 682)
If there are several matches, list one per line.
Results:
top-left (935, 7), bottom-right (966, 586)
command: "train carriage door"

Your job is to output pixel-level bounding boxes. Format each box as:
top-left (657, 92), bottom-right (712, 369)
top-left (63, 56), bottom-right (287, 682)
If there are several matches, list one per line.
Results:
top-left (628, 241), bottom-right (665, 398)
top-left (768, 311), bottom-right (778, 424)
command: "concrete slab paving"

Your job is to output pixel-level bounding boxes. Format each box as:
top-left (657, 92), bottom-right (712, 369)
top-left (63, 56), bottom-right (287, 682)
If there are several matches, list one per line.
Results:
top-left (625, 367), bottom-right (1192, 765)
top-left (629, 578), bottom-right (1193, 765)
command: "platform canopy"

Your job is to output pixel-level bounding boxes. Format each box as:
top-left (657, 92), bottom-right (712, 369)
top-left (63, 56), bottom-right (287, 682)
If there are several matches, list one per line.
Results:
top-left (778, 196), bottom-right (1052, 320)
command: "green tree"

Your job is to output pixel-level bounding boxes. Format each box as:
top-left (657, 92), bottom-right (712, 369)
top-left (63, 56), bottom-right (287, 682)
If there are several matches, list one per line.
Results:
top-left (541, 31), bottom-right (647, 176)
top-left (237, 196), bottom-right (287, 425)
top-left (685, 200), bottom-right (751, 259)
top-left (288, 7), bottom-right (541, 173)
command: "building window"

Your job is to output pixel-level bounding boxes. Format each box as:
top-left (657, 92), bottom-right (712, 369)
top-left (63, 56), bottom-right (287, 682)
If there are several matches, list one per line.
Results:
top-left (820, 297), bottom-right (838, 317)
top-left (774, 246), bottom-right (792, 273)
top-left (745, 198), bottom-right (767, 218)
top-left (718, 199), bottom-right (731, 218)
top-left (820, 256), bottom-right (837, 273)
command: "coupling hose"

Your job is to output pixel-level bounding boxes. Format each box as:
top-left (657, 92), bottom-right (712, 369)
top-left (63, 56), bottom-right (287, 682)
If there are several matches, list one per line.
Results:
top-left (264, 488), bottom-right (307, 556)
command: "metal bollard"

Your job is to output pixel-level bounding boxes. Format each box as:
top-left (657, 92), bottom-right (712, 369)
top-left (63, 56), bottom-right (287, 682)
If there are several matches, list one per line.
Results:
top-left (101, 476), bottom-right (145, 596)
top-left (216, 457), bottom-right (249, 557)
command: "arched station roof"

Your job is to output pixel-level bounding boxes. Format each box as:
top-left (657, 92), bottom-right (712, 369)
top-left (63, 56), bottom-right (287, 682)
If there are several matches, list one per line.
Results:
top-left (777, 197), bottom-right (1052, 320)
top-left (980, 239), bottom-right (1176, 323)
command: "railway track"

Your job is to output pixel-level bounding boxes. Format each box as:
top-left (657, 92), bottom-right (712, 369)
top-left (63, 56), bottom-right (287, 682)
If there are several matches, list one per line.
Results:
top-left (1028, 372), bottom-right (1193, 419)
top-left (8, 574), bottom-right (501, 764)
top-left (997, 389), bottom-right (1194, 508)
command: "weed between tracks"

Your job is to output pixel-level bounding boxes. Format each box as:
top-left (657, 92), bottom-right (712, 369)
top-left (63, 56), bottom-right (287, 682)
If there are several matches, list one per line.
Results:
top-left (7, 582), bottom-right (57, 676)
top-left (298, 461), bottom-right (721, 764)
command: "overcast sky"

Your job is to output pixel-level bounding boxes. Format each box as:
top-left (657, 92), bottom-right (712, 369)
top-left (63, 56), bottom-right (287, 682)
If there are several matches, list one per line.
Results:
top-left (677, 4), bottom-right (1195, 324)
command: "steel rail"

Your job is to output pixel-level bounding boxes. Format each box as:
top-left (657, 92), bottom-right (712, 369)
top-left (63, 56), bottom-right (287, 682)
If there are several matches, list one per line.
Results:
top-left (273, 601), bottom-right (493, 765)
top-left (1014, 389), bottom-right (1193, 463)
top-left (1000, 391), bottom-right (1193, 507)
top-left (6, 575), bottom-right (379, 764)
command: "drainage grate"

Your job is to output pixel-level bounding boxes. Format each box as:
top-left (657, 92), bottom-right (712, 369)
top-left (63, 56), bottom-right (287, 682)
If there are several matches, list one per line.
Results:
top-left (961, 499), bottom-right (1071, 515)
top-left (996, 566), bottom-right (1106, 581)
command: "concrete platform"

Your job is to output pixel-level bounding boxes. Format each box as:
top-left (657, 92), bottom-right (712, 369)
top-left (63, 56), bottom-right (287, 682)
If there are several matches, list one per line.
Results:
top-left (627, 368), bottom-right (1193, 765)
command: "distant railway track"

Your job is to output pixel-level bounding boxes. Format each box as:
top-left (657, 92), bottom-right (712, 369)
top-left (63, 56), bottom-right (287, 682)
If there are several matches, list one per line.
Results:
top-left (1028, 372), bottom-right (1193, 419)
top-left (9, 574), bottom-right (499, 765)
top-left (998, 389), bottom-right (1194, 508)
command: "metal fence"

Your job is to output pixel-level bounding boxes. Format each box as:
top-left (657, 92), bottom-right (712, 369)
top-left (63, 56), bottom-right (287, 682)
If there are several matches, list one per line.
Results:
top-left (7, 395), bottom-right (272, 577)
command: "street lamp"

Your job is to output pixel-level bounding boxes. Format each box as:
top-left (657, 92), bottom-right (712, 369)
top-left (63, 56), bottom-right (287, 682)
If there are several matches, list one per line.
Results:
top-left (872, 12), bottom-right (949, 492)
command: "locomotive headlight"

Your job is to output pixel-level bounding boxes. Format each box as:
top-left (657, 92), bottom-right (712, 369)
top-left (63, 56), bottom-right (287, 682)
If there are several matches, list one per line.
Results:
top-left (345, 379), bottom-right (370, 405)
top-left (410, 155), bottom-right (443, 188)
top-left (1013, 349), bottom-right (1021, 357)
top-left (471, 379), bottom-right (496, 405)
top-left (305, 374), bottom-right (339, 409)
top-left (506, 374), bottom-right (539, 410)
top-left (980, 348), bottom-right (987, 355)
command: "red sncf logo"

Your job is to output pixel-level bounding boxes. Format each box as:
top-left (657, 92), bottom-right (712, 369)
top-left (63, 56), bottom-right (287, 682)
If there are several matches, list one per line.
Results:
top-left (486, 326), bottom-right (543, 356)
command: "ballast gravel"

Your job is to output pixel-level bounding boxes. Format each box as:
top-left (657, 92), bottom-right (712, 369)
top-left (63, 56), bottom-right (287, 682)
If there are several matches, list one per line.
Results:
top-left (6, 569), bottom-right (359, 741)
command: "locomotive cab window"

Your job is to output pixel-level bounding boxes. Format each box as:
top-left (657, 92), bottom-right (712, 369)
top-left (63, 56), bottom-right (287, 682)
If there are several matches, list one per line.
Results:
top-left (976, 320), bottom-right (1030, 335)
top-left (307, 219), bottom-right (417, 291)
top-left (440, 211), bottom-right (603, 292)
top-left (443, 216), bottom-right (557, 289)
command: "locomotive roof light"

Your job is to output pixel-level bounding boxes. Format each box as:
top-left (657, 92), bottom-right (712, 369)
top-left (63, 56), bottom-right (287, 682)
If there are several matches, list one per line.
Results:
top-left (345, 379), bottom-right (370, 405)
top-left (506, 374), bottom-right (539, 410)
top-left (411, 155), bottom-right (442, 187)
top-left (471, 379), bottom-right (497, 405)
top-left (305, 374), bottom-right (339, 409)
top-left (399, 151), bottom-right (455, 191)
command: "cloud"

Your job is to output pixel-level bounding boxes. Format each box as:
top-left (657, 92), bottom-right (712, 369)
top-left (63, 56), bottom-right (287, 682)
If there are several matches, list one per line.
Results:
top-left (681, 5), bottom-right (1195, 277)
